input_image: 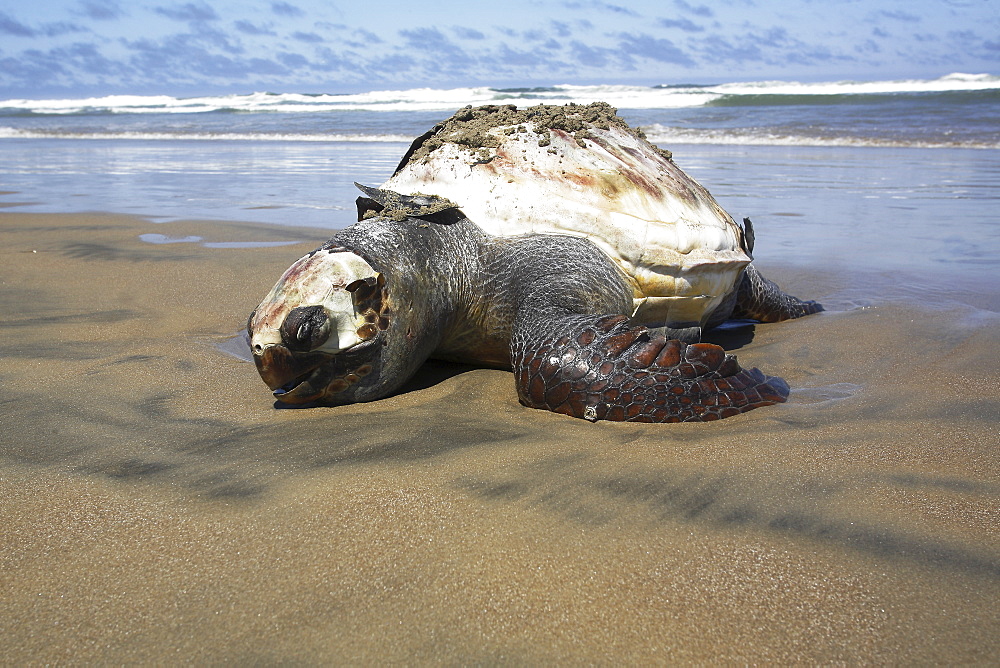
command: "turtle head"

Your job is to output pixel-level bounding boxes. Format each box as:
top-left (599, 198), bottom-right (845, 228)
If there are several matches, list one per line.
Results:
top-left (248, 245), bottom-right (398, 406)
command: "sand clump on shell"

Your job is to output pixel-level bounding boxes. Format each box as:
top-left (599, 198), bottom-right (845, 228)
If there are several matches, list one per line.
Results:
top-left (401, 102), bottom-right (673, 165)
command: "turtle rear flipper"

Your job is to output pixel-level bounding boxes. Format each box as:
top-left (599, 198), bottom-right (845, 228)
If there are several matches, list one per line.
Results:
top-left (511, 313), bottom-right (789, 423)
top-left (733, 264), bottom-right (824, 323)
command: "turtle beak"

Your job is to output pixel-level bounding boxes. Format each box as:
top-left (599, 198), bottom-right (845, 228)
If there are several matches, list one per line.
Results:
top-left (253, 344), bottom-right (332, 403)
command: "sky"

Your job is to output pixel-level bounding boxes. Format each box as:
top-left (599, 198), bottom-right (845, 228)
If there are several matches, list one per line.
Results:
top-left (0, 0), bottom-right (997, 97)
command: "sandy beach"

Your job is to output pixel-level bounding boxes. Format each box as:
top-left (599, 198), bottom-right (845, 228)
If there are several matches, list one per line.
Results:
top-left (1, 209), bottom-right (998, 662)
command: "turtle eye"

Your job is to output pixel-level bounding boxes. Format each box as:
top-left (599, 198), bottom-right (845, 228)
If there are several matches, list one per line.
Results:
top-left (280, 305), bottom-right (331, 352)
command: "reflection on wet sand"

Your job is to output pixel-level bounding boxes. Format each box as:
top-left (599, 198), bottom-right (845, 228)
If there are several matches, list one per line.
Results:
top-left (1, 212), bottom-right (997, 663)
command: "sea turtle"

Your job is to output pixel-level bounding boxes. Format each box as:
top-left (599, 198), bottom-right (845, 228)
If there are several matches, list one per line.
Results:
top-left (247, 103), bottom-right (821, 422)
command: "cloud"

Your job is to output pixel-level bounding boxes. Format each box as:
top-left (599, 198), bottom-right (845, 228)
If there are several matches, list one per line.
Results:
top-left (398, 26), bottom-right (479, 72)
top-left (878, 10), bottom-right (920, 23)
top-left (695, 36), bottom-right (764, 63)
top-left (122, 32), bottom-right (294, 82)
top-left (855, 39), bottom-right (881, 55)
top-left (783, 44), bottom-right (850, 67)
top-left (367, 53), bottom-right (420, 78)
top-left (0, 11), bottom-right (84, 39)
top-left (278, 52), bottom-right (308, 68)
top-left (598, 2), bottom-right (639, 16)
top-left (495, 43), bottom-right (552, 68)
top-left (118, 23), bottom-right (255, 85)
top-left (234, 20), bottom-right (275, 36)
top-left (2, 0), bottom-right (994, 96)
top-left (0, 49), bottom-right (67, 83)
top-left (271, 2), bottom-right (304, 18)
top-left (400, 26), bottom-right (445, 42)
top-left (563, 2), bottom-right (639, 17)
top-left (78, 0), bottom-right (125, 21)
top-left (945, 29), bottom-right (1000, 61)
top-left (618, 33), bottom-right (696, 66)
top-left (658, 17), bottom-right (705, 33)
top-left (61, 41), bottom-right (130, 76)
top-left (674, 0), bottom-right (713, 18)
top-left (193, 25), bottom-right (245, 54)
top-left (154, 2), bottom-right (219, 23)
top-left (520, 29), bottom-right (550, 43)
top-left (698, 24), bottom-right (859, 69)
top-left (569, 40), bottom-right (618, 68)
top-left (0, 39), bottom-right (136, 90)
top-left (549, 21), bottom-right (572, 38)
top-left (304, 46), bottom-right (350, 74)
top-left (337, 26), bottom-right (384, 48)
top-left (452, 26), bottom-right (486, 40)
top-left (0, 11), bottom-right (36, 37)
top-left (495, 25), bottom-right (566, 49)
top-left (291, 31), bottom-right (324, 43)
top-left (41, 22), bottom-right (88, 38)
top-left (947, 29), bottom-right (977, 41)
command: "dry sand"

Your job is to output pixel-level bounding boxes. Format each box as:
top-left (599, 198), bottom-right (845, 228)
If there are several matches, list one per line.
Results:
top-left (1, 211), bottom-right (998, 663)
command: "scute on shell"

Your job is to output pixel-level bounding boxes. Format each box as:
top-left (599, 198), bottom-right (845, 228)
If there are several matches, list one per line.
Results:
top-left (382, 103), bottom-right (752, 328)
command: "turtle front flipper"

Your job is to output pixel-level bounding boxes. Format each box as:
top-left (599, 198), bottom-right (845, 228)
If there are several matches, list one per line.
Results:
top-left (733, 264), bottom-right (823, 323)
top-left (511, 313), bottom-right (789, 423)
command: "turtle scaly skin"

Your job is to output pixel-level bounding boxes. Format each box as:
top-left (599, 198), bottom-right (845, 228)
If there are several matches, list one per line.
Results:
top-left (248, 189), bottom-right (809, 422)
top-left (249, 103), bottom-right (822, 422)
top-left (512, 316), bottom-right (789, 423)
top-left (733, 265), bottom-right (823, 323)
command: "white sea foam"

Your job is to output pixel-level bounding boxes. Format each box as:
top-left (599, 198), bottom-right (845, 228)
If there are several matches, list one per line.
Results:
top-left (3, 123), bottom-right (995, 149)
top-left (641, 125), bottom-right (1000, 150)
top-left (1, 73), bottom-right (996, 150)
top-left (1, 73), bottom-right (996, 115)
top-left (0, 127), bottom-right (412, 142)
top-left (709, 72), bottom-right (1000, 97)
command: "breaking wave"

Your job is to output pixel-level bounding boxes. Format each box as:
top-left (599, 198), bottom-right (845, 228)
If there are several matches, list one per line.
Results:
top-left (1, 73), bottom-right (996, 115)
top-left (1, 73), bottom-right (996, 149)
top-left (641, 125), bottom-right (1000, 150)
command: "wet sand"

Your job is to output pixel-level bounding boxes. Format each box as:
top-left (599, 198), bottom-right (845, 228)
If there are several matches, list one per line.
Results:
top-left (1, 211), bottom-right (998, 663)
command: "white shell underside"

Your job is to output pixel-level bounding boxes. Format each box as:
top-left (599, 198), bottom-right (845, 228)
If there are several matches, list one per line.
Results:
top-left (382, 124), bottom-right (751, 327)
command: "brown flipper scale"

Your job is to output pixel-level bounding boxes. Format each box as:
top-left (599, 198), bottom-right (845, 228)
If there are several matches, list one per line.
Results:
top-left (511, 313), bottom-right (790, 423)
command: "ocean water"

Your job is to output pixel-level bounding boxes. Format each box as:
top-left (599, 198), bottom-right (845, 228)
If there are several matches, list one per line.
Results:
top-left (2, 73), bottom-right (999, 306)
